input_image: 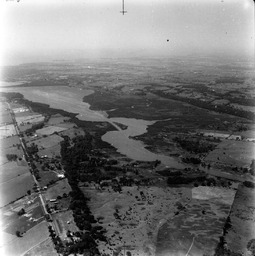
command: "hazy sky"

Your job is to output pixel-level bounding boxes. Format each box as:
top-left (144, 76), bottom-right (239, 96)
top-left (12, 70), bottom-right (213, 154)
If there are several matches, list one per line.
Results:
top-left (0, 0), bottom-right (254, 64)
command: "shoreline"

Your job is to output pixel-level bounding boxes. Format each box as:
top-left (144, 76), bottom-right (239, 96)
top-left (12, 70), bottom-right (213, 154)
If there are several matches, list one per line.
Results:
top-left (1, 85), bottom-right (183, 168)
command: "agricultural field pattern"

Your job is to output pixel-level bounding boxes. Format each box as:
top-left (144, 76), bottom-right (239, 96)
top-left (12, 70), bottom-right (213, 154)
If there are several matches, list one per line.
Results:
top-left (0, 57), bottom-right (254, 256)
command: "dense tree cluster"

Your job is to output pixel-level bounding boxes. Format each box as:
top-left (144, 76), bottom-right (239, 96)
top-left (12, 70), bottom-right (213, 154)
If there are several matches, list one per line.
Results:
top-left (25, 123), bottom-right (44, 136)
top-left (167, 174), bottom-right (207, 186)
top-left (163, 168), bottom-right (222, 187)
top-left (16, 230), bottom-right (22, 237)
top-left (6, 154), bottom-right (18, 161)
top-left (153, 90), bottom-right (255, 121)
top-left (181, 157), bottom-right (201, 164)
top-left (1, 92), bottom-right (24, 101)
top-left (21, 99), bottom-right (77, 119)
top-left (247, 239), bottom-right (255, 255)
top-left (243, 181), bottom-right (255, 189)
top-left (173, 137), bottom-right (216, 154)
top-left (60, 135), bottom-right (108, 255)
top-left (17, 208), bottom-right (25, 216)
top-left (214, 236), bottom-right (242, 256)
top-left (250, 159), bottom-right (255, 176)
top-left (26, 143), bottom-right (39, 155)
top-left (213, 217), bottom-right (242, 256)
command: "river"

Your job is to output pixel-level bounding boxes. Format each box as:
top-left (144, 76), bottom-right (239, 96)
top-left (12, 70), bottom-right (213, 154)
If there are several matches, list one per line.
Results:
top-left (1, 85), bottom-right (183, 168)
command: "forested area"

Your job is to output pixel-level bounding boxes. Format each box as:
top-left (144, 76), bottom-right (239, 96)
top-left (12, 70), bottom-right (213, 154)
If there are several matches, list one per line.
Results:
top-left (173, 136), bottom-right (216, 154)
top-left (60, 135), bottom-right (107, 255)
top-left (153, 90), bottom-right (255, 121)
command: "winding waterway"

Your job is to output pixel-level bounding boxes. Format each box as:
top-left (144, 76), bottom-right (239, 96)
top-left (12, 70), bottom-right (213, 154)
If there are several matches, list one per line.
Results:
top-left (1, 85), bottom-right (183, 168)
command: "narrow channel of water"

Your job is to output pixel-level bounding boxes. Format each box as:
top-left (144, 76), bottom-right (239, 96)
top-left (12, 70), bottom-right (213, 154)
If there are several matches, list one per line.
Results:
top-left (1, 85), bottom-right (183, 168)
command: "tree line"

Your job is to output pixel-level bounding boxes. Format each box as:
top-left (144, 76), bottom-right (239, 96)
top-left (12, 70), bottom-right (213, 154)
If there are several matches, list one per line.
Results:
top-left (60, 135), bottom-right (107, 255)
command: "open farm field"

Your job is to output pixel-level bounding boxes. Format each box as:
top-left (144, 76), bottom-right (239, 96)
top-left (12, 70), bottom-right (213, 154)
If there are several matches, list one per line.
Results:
top-left (0, 135), bottom-right (20, 149)
top-left (230, 103), bottom-right (255, 113)
top-left (205, 140), bottom-right (255, 167)
top-left (191, 186), bottom-right (236, 205)
top-left (37, 170), bottom-right (59, 187)
top-left (23, 238), bottom-right (58, 256)
top-left (0, 124), bottom-right (16, 139)
top-left (156, 186), bottom-right (236, 256)
top-left (225, 183), bottom-right (255, 255)
top-left (45, 178), bottom-right (71, 201)
top-left (0, 161), bottom-right (29, 185)
top-left (16, 114), bottom-right (45, 125)
top-left (14, 110), bottom-right (33, 118)
top-left (53, 122), bottom-right (76, 129)
top-left (0, 100), bottom-right (8, 109)
top-left (1, 221), bottom-right (49, 256)
top-left (36, 125), bottom-right (68, 136)
top-left (23, 133), bottom-right (43, 143)
top-left (82, 185), bottom-right (191, 256)
top-left (28, 134), bottom-right (64, 149)
top-left (0, 81), bottom-right (28, 87)
top-left (9, 102), bottom-right (25, 109)
top-left (0, 230), bottom-right (14, 251)
top-left (1, 146), bottom-right (24, 161)
top-left (1, 194), bottom-right (40, 228)
top-left (0, 173), bottom-right (34, 207)
top-left (47, 114), bottom-right (70, 125)
top-left (37, 144), bottom-right (61, 158)
top-left (19, 123), bottom-right (33, 132)
top-left (0, 154), bottom-right (7, 165)
top-left (59, 127), bottom-right (85, 139)
top-left (239, 129), bottom-right (255, 139)
top-left (0, 194), bottom-right (45, 255)
top-left (4, 203), bottom-right (44, 236)
top-left (0, 112), bottom-right (12, 125)
top-left (211, 99), bottom-right (230, 105)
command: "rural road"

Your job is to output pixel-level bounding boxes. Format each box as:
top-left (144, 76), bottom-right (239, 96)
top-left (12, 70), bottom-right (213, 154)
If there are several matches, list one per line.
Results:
top-left (7, 102), bottom-right (59, 236)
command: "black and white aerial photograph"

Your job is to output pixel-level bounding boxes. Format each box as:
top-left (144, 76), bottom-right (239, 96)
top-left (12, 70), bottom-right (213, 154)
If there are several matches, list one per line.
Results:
top-left (0, 0), bottom-right (254, 255)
